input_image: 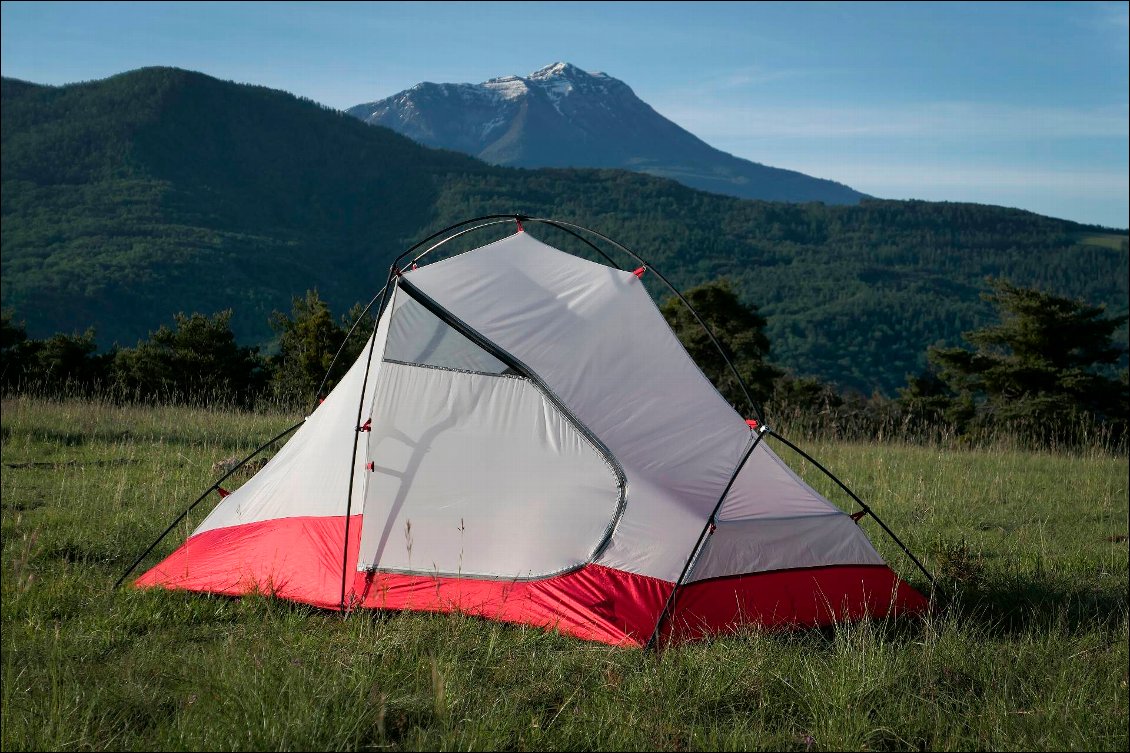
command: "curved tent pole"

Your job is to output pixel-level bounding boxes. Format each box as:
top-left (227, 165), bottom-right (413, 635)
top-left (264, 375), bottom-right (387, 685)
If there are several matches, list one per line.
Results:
top-left (525, 217), bottom-right (765, 427)
top-left (308, 282), bottom-right (387, 415)
top-left (765, 430), bottom-right (937, 589)
top-left (644, 427), bottom-right (769, 651)
top-left (150, 213), bottom-right (772, 605)
top-left (389, 214), bottom-right (531, 272)
top-left (380, 213), bottom-right (763, 424)
top-left (407, 218), bottom-right (517, 268)
top-left (338, 272), bottom-right (397, 612)
top-left (336, 219), bottom-right (537, 611)
top-left (310, 217), bottom-right (519, 412)
top-left (113, 419), bottom-right (305, 589)
top-left (115, 220), bottom-right (515, 597)
top-left (645, 426), bottom-right (936, 650)
top-left (525, 218), bottom-right (624, 270)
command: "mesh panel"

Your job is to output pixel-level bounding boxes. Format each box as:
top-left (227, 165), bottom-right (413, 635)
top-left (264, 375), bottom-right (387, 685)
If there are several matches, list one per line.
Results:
top-left (383, 292), bottom-right (513, 375)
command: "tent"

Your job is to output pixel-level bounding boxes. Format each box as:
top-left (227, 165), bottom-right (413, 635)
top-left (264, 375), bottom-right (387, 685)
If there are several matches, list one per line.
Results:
top-left (124, 216), bottom-right (930, 647)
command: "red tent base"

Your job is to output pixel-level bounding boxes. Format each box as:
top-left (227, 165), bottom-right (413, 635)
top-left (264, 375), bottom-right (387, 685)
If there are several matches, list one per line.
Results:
top-left (136, 515), bottom-right (929, 647)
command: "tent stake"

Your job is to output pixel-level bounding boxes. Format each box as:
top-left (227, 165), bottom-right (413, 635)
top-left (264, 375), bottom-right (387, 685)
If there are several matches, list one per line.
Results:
top-left (113, 419), bottom-right (305, 589)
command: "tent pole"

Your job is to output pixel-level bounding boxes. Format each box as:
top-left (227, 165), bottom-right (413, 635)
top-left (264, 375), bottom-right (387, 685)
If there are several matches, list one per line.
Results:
top-left (113, 419), bottom-right (305, 589)
top-left (645, 427), bottom-right (769, 651)
top-left (389, 214), bottom-right (529, 271)
top-left (383, 215), bottom-right (764, 425)
top-left (311, 217), bottom-right (520, 411)
top-left (338, 274), bottom-right (397, 612)
top-left (407, 219), bottom-right (517, 268)
top-left (119, 219), bottom-right (507, 596)
top-left (529, 219), bottom-right (624, 270)
top-left (309, 282), bottom-right (387, 414)
top-left (766, 430), bottom-right (936, 589)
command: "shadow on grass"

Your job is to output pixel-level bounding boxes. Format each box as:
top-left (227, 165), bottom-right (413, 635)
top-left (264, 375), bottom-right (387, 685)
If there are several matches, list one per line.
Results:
top-left (934, 573), bottom-right (1128, 636)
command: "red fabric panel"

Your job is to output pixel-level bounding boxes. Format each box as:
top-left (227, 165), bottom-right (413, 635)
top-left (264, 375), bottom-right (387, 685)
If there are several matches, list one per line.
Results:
top-left (136, 517), bottom-right (927, 647)
top-left (665, 565), bottom-right (929, 642)
top-left (352, 561), bottom-right (667, 646)
top-left (135, 515), bottom-right (669, 646)
top-left (135, 515), bottom-right (364, 610)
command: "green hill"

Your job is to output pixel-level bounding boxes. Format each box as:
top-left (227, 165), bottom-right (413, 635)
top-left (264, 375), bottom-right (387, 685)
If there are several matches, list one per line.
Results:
top-left (2, 68), bottom-right (1126, 394)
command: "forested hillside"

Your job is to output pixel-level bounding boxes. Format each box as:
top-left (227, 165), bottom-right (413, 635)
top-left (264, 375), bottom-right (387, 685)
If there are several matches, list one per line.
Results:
top-left (3, 68), bottom-right (1126, 393)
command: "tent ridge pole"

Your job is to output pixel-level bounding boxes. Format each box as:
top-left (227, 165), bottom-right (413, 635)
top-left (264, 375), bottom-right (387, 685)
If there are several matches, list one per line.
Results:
top-left (529, 219), bottom-right (624, 270)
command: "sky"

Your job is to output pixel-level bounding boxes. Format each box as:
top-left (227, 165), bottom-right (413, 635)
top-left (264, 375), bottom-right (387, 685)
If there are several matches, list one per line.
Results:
top-left (2, 1), bottom-right (1127, 228)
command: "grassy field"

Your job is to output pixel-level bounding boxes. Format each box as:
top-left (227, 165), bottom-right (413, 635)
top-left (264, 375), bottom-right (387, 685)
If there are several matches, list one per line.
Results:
top-left (1075, 232), bottom-right (1129, 251)
top-left (2, 396), bottom-right (1127, 751)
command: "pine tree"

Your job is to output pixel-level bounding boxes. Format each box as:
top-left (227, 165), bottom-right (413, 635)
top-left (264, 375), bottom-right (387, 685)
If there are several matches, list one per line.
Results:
top-left (929, 279), bottom-right (1127, 441)
top-left (268, 290), bottom-right (347, 406)
top-left (113, 311), bottom-right (263, 404)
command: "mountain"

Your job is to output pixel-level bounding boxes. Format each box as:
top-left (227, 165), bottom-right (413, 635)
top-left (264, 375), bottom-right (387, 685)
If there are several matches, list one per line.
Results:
top-left (2, 68), bottom-right (1126, 394)
top-left (347, 62), bottom-right (867, 206)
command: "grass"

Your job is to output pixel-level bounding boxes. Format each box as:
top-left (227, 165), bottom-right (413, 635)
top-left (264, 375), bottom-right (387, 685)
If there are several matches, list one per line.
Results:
top-left (2, 395), bottom-right (1127, 751)
top-left (1074, 232), bottom-right (1128, 251)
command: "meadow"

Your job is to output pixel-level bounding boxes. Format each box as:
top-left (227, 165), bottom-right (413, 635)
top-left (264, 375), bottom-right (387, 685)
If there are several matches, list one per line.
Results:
top-left (2, 396), bottom-right (1127, 751)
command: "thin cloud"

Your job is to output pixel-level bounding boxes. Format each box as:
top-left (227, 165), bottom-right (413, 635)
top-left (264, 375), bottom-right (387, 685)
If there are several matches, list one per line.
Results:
top-left (651, 100), bottom-right (1130, 140)
top-left (798, 162), bottom-right (1130, 194)
top-left (782, 160), bottom-right (1129, 226)
top-left (1092, 1), bottom-right (1129, 31)
top-left (703, 66), bottom-right (815, 91)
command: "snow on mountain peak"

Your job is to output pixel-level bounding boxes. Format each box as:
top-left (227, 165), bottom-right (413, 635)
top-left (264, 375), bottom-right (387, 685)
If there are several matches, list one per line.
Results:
top-left (482, 74), bottom-right (529, 101)
top-left (529, 62), bottom-right (584, 80)
top-left (523, 62), bottom-right (618, 112)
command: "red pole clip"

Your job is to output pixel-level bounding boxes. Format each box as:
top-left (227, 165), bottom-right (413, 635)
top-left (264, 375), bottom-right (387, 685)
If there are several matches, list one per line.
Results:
top-left (515, 217), bottom-right (524, 232)
top-left (411, 262), bottom-right (418, 270)
top-left (366, 462), bottom-right (375, 472)
top-left (850, 510), bottom-right (867, 523)
top-left (218, 487), bottom-right (231, 498)
top-left (746, 419), bottom-right (758, 430)
top-left (632, 266), bottom-right (646, 278)
top-left (358, 418), bottom-right (371, 432)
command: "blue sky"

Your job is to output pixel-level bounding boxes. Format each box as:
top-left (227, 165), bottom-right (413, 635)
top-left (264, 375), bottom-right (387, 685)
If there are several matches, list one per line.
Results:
top-left (2, 1), bottom-right (1127, 228)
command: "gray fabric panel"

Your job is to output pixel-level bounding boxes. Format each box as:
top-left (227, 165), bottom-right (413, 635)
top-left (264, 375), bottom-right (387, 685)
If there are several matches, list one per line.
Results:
top-left (357, 362), bottom-right (621, 578)
top-left (687, 514), bottom-right (885, 583)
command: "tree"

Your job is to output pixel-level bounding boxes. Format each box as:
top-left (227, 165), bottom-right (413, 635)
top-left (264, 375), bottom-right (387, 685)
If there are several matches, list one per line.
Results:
top-left (1, 310), bottom-right (112, 394)
top-left (268, 290), bottom-right (348, 406)
top-left (660, 278), bottom-right (782, 412)
top-left (114, 310), bottom-right (264, 404)
top-left (339, 301), bottom-right (377, 370)
top-left (1, 309), bottom-right (31, 391)
top-left (31, 329), bottom-right (110, 391)
top-left (929, 278), bottom-right (1128, 441)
